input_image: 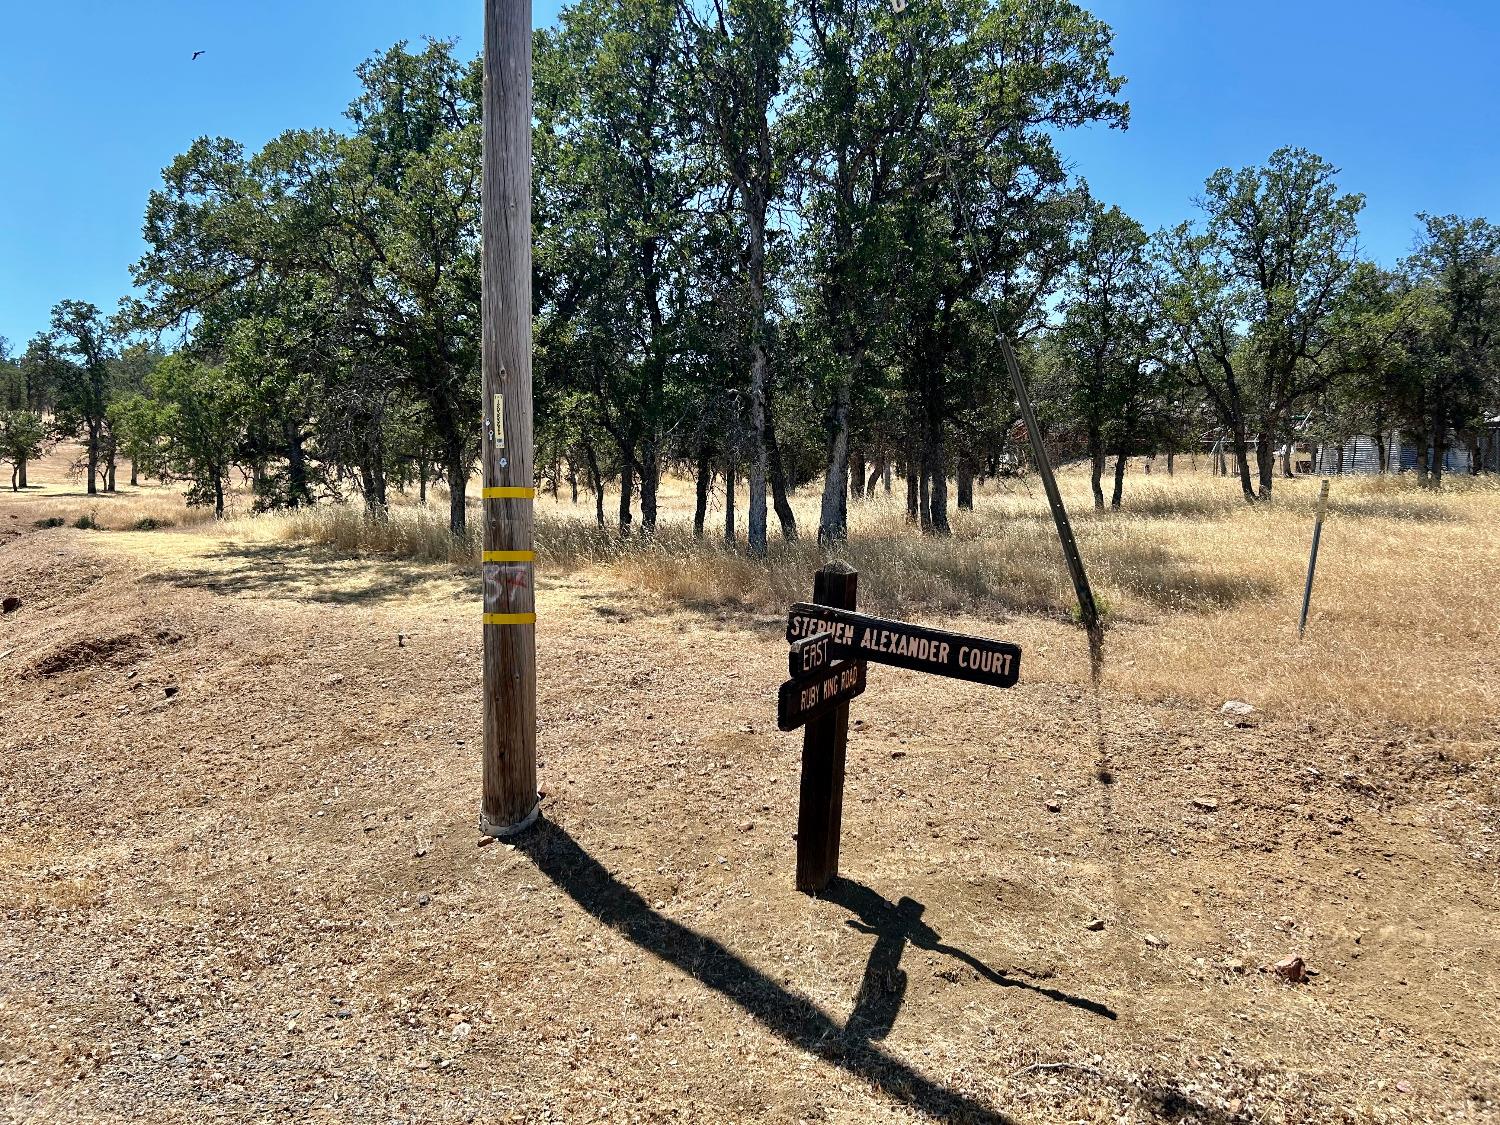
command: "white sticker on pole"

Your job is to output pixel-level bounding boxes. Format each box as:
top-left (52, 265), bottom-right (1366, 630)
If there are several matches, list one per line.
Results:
top-left (494, 394), bottom-right (505, 448)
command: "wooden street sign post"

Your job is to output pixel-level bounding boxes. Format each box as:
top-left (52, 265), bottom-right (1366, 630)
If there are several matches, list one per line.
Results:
top-left (793, 564), bottom-right (859, 892)
top-left (782, 564), bottom-right (1023, 892)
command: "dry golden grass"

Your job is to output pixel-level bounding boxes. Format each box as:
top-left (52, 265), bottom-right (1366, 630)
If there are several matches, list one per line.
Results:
top-left (274, 502), bottom-right (480, 564)
top-left (1104, 472), bottom-right (1500, 737)
top-left (255, 463), bottom-right (1500, 735)
top-left (6, 483), bottom-right (219, 532)
top-left (1, 441), bottom-right (218, 531)
top-left (11, 442), bottom-right (1496, 736)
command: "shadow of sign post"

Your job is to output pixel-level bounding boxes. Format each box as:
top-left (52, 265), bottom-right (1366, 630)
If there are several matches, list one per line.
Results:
top-left (517, 821), bottom-right (1117, 1122)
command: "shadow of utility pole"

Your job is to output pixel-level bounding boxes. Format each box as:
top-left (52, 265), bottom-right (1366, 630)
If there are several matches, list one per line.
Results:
top-left (519, 820), bottom-right (1116, 1122)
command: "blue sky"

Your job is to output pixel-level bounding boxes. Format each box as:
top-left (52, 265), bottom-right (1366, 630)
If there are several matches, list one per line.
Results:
top-left (2, 0), bottom-right (1496, 349)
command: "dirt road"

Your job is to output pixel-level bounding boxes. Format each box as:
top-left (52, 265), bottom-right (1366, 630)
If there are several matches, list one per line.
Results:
top-left (2, 514), bottom-right (1497, 1122)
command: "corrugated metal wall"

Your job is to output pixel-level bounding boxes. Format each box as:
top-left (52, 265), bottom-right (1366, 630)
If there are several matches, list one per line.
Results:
top-left (1314, 432), bottom-right (1476, 475)
top-left (1313, 434), bottom-right (1395, 474)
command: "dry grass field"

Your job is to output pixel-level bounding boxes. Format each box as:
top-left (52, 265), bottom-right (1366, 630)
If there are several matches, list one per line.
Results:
top-left (2, 445), bottom-right (1498, 1123)
top-left (273, 455), bottom-right (1499, 738)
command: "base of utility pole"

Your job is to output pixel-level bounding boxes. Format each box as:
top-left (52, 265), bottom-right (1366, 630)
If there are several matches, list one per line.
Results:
top-left (479, 799), bottom-right (542, 839)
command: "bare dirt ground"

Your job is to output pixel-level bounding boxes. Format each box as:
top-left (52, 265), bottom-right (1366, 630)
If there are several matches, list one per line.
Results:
top-left (2, 455), bottom-right (1498, 1123)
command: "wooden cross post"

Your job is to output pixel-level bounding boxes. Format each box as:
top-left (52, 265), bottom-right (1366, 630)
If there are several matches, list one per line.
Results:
top-left (781, 575), bottom-right (1023, 890)
top-left (479, 0), bottom-right (539, 837)
top-left (795, 562), bottom-right (858, 892)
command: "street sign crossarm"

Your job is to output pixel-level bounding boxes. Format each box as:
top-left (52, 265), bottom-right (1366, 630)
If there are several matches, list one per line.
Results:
top-left (786, 603), bottom-right (1020, 688)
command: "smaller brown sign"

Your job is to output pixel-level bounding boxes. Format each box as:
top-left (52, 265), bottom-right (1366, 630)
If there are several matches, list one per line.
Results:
top-left (776, 659), bottom-right (867, 732)
top-left (788, 631), bottom-right (833, 678)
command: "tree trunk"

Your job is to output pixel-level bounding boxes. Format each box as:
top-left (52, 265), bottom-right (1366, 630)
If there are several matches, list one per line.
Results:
top-left (741, 185), bottom-right (773, 558)
top-left (1229, 427), bottom-right (1256, 502)
top-left (566, 457), bottom-right (578, 503)
top-left (618, 458), bottom-right (634, 535)
top-left (214, 473), bottom-right (225, 520)
top-left (583, 442), bottom-right (605, 527)
top-left (905, 460), bottom-right (918, 523)
top-left (883, 463), bottom-right (892, 493)
top-left (1167, 452), bottom-right (1175, 476)
top-left (1429, 412), bottom-right (1446, 490)
top-left (865, 459), bottom-right (884, 497)
top-left (1374, 433), bottom-right (1389, 474)
top-left (444, 452), bottom-right (466, 537)
top-left (849, 452), bottom-right (866, 500)
top-left (86, 421), bottom-right (99, 495)
top-left (419, 462), bottom-right (428, 505)
top-left (924, 429), bottom-right (950, 535)
top-left (639, 440), bottom-right (659, 537)
top-left (106, 459), bottom-right (116, 493)
top-left (1111, 449), bottom-right (1127, 509)
top-left (130, 457), bottom-right (139, 487)
top-left (817, 374), bottom-right (853, 544)
top-left (693, 447), bottom-right (711, 539)
top-left (1089, 426), bottom-right (1105, 511)
top-left (1255, 430), bottom-right (1276, 500)
top-left (764, 404), bottom-right (798, 541)
top-left (956, 459), bottom-right (974, 510)
top-left (724, 456), bottom-right (736, 547)
top-left (1280, 442), bottom-right (1293, 479)
top-left (917, 462), bottom-right (931, 533)
top-left (363, 454), bottom-right (390, 520)
top-left (746, 370), bottom-right (769, 556)
top-left (286, 424), bottom-right (308, 507)
top-left (20, 458), bottom-right (28, 488)
top-left (917, 318), bottom-right (950, 534)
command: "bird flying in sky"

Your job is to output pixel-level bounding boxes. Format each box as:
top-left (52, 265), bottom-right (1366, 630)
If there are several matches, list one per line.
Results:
top-left (191, 50), bottom-right (205, 60)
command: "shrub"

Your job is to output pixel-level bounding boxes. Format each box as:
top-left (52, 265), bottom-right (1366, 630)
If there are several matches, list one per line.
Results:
top-left (34, 517), bottom-right (65, 529)
top-left (72, 512), bottom-right (100, 531)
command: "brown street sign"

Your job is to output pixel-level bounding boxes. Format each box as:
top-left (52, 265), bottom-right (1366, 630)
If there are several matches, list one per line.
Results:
top-left (777, 659), bottom-right (867, 732)
top-left (786, 603), bottom-right (1021, 688)
top-left (788, 631), bottom-right (833, 678)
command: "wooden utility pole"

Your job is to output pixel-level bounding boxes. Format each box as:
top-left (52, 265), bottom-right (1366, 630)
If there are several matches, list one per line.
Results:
top-left (479, 0), bottom-right (539, 837)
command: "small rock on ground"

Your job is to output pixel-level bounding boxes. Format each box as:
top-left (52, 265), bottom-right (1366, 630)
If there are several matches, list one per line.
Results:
top-left (1274, 955), bottom-right (1308, 983)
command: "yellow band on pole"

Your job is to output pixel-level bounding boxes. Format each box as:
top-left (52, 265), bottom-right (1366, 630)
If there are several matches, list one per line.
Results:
top-left (482, 550), bottom-right (536, 563)
top-left (483, 612), bottom-right (537, 626)
top-left (482, 486), bottom-right (535, 499)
